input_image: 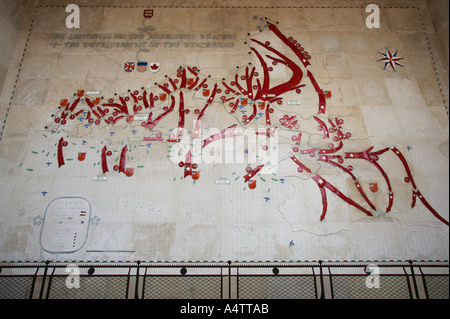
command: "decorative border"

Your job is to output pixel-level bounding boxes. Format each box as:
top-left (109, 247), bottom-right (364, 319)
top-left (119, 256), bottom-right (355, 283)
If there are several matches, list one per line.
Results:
top-left (0, 3), bottom-right (39, 140)
top-left (416, 6), bottom-right (449, 116)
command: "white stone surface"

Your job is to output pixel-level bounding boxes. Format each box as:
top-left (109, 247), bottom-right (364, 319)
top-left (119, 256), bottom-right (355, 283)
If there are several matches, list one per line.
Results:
top-left (0, 2), bottom-right (448, 263)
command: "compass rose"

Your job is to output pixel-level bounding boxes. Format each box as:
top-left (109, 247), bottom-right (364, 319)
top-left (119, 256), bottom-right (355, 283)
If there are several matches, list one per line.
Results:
top-left (376, 48), bottom-right (404, 72)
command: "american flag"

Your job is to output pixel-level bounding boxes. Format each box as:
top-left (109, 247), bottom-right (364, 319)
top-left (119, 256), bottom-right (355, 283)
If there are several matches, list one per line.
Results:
top-left (137, 61), bottom-right (148, 72)
top-left (124, 62), bottom-right (135, 72)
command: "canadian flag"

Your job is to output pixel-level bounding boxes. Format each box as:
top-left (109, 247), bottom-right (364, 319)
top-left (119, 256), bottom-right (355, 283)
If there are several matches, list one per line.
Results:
top-left (149, 62), bottom-right (160, 73)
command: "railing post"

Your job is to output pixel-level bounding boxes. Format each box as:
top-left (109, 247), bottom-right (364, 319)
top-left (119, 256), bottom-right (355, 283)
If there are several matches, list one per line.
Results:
top-left (227, 260), bottom-right (232, 299)
top-left (38, 260), bottom-right (50, 299)
top-left (318, 260), bottom-right (325, 299)
top-left (134, 260), bottom-right (141, 299)
top-left (408, 260), bottom-right (420, 299)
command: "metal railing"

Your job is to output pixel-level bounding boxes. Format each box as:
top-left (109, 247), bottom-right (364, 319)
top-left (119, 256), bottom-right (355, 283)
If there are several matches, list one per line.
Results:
top-left (0, 260), bottom-right (448, 299)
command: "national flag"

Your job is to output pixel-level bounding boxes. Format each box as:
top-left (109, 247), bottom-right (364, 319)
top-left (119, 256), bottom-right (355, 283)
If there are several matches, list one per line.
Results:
top-left (124, 62), bottom-right (135, 72)
top-left (149, 62), bottom-right (160, 73)
top-left (137, 61), bottom-right (148, 72)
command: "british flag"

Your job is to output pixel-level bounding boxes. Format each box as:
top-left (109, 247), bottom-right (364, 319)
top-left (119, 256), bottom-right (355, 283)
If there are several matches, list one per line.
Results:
top-left (124, 62), bottom-right (135, 72)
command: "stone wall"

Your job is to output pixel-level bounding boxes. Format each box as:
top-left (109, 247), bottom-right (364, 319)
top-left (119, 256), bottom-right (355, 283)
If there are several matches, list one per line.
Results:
top-left (0, 0), bottom-right (33, 96)
top-left (426, 0), bottom-right (449, 108)
top-left (427, 0), bottom-right (449, 67)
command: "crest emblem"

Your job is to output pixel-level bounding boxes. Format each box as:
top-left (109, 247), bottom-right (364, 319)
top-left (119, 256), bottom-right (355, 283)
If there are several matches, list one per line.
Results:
top-left (77, 90), bottom-right (85, 97)
top-left (78, 152), bottom-right (86, 161)
top-left (149, 62), bottom-right (160, 73)
top-left (248, 180), bottom-right (256, 189)
top-left (159, 93), bottom-right (167, 101)
top-left (125, 168), bottom-right (134, 177)
top-left (60, 99), bottom-right (68, 107)
top-left (241, 97), bottom-right (248, 106)
top-left (143, 9), bottom-right (153, 18)
top-left (203, 89), bottom-right (210, 97)
top-left (124, 62), bottom-right (135, 72)
top-left (191, 171), bottom-right (200, 180)
top-left (126, 115), bottom-right (134, 123)
top-left (137, 61), bottom-right (148, 72)
top-left (369, 183), bottom-right (378, 192)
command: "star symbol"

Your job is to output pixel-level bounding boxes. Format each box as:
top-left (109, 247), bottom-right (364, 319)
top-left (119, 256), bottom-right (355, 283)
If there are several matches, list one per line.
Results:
top-left (377, 48), bottom-right (404, 72)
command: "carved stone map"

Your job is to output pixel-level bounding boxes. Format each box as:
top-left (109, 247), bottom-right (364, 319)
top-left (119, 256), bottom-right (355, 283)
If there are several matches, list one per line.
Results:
top-left (0, 3), bottom-right (448, 263)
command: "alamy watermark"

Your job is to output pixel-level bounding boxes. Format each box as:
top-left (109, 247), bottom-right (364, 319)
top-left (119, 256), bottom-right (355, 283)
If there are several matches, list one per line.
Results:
top-left (365, 4), bottom-right (380, 29)
top-left (65, 4), bottom-right (80, 29)
top-left (65, 264), bottom-right (80, 289)
top-left (365, 263), bottom-right (380, 289)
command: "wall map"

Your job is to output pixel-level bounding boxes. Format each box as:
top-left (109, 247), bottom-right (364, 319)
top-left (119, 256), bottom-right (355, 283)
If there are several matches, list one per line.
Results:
top-left (0, 5), bottom-right (448, 263)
